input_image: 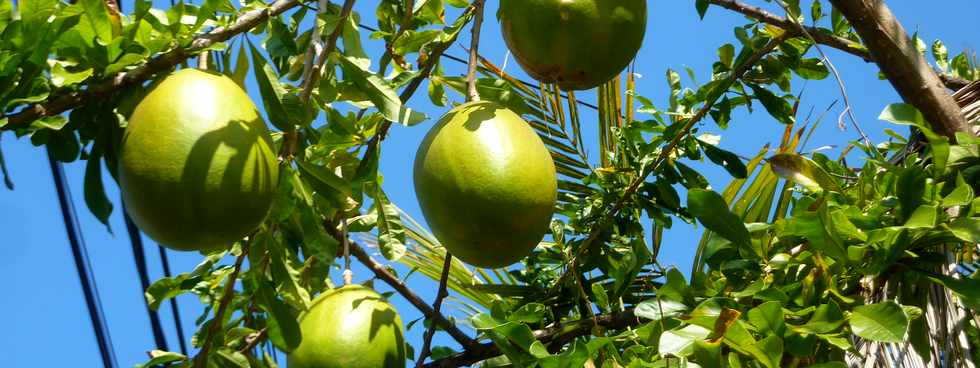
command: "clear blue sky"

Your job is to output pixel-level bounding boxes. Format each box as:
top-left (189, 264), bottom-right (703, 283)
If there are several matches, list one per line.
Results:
top-left (1, 1), bottom-right (977, 366)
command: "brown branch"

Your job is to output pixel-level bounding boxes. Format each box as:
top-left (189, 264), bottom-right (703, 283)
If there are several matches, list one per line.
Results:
top-left (346, 241), bottom-right (480, 350)
top-left (465, 0), bottom-right (485, 102)
top-left (238, 328), bottom-right (268, 354)
top-left (826, 0), bottom-right (970, 140)
top-left (415, 253), bottom-right (454, 367)
top-left (2, 0), bottom-right (301, 129)
top-left (424, 309), bottom-right (641, 368)
top-left (298, 0), bottom-right (357, 102)
top-left (707, 0), bottom-right (971, 92)
top-left (193, 248), bottom-right (249, 368)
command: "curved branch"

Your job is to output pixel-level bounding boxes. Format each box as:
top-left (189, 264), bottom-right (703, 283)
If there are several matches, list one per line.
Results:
top-left (707, 0), bottom-right (970, 91)
top-left (424, 309), bottom-right (641, 368)
top-left (2, 0), bottom-right (301, 129)
top-left (346, 241), bottom-right (480, 351)
top-left (826, 0), bottom-right (970, 140)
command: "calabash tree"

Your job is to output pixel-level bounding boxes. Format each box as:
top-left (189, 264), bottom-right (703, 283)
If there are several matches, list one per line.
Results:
top-left (0, 0), bottom-right (978, 367)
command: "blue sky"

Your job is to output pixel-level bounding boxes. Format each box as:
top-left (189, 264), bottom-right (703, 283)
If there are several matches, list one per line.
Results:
top-left (1, 1), bottom-right (978, 367)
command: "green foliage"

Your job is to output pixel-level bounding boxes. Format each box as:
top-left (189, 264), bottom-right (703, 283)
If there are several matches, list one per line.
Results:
top-left (2, 1), bottom-right (978, 367)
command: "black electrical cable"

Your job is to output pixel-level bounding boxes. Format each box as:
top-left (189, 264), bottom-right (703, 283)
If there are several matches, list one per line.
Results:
top-left (46, 148), bottom-right (118, 368)
top-left (122, 208), bottom-right (170, 351)
top-left (157, 246), bottom-right (189, 355)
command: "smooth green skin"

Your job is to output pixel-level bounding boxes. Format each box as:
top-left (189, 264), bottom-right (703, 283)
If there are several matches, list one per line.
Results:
top-left (119, 69), bottom-right (278, 252)
top-left (498, 0), bottom-right (647, 90)
top-left (288, 285), bottom-right (406, 368)
top-left (414, 101), bottom-right (557, 268)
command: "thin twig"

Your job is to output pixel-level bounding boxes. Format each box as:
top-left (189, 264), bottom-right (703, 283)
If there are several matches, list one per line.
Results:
top-left (548, 32), bottom-right (794, 296)
top-left (424, 309), bottom-right (641, 367)
top-left (415, 253), bottom-right (454, 367)
top-left (238, 328), bottom-right (268, 354)
top-left (706, 0), bottom-right (970, 91)
top-left (299, 0), bottom-right (357, 102)
top-left (3, 0), bottom-right (302, 128)
top-left (193, 247), bottom-right (250, 368)
top-left (342, 239), bottom-right (478, 350)
top-left (465, 0), bottom-right (485, 102)
top-left (299, 0), bottom-right (328, 98)
top-left (774, 1), bottom-right (874, 153)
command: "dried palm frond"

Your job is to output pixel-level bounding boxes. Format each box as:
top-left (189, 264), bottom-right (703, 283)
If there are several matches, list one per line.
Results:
top-left (953, 79), bottom-right (980, 124)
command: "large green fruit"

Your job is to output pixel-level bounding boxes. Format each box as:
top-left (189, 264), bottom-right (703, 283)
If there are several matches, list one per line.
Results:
top-left (414, 101), bottom-right (557, 268)
top-left (498, 0), bottom-right (647, 90)
top-left (119, 69), bottom-right (278, 252)
top-left (288, 285), bottom-right (406, 368)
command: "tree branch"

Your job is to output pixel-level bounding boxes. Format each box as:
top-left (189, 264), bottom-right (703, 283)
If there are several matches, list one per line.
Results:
top-left (346, 241), bottom-right (480, 351)
top-left (193, 247), bottom-right (249, 368)
top-left (707, 0), bottom-right (970, 91)
top-left (465, 0), bottom-right (485, 102)
top-left (2, 0), bottom-right (301, 129)
top-left (415, 253), bottom-right (454, 367)
top-left (424, 309), bottom-right (641, 368)
top-left (549, 32), bottom-right (794, 296)
top-left (298, 0), bottom-right (357, 102)
top-left (826, 0), bottom-right (970, 140)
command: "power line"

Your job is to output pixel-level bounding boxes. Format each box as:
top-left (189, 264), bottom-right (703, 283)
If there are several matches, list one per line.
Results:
top-left (46, 148), bottom-right (118, 368)
top-left (157, 246), bottom-right (189, 355)
top-left (123, 208), bottom-right (170, 352)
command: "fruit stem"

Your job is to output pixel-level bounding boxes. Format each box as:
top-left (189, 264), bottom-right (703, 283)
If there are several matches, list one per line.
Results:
top-left (197, 51), bottom-right (209, 70)
top-left (342, 218), bottom-right (352, 285)
top-left (415, 252), bottom-right (454, 367)
top-left (465, 0), bottom-right (484, 102)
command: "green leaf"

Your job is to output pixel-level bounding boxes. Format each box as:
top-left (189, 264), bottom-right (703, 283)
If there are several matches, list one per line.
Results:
top-left (80, 0), bottom-right (114, 45)
top-left (295, 160), bottom-right (352, 210)
top-left (20, 0), bottom-right (58, 31)
top-left (247, 38), bottom-right (295, 131)
top-left (659, 324), bottom-right (711, 357)
top-left (83, 153), bottom-right (113, 231)
top-left (214, 348), bottom-right (250, 368)
top-left (769, 153), bottom-right (842, 193)
top-left (698, 139), bottom-right (747, 178)
top-left (922, 272), bottom-right (980, 309)
top-left (942, 179), bottom-right (974, 208)
top-left (879, 103), bottom-right (949, 174)
top-left (255, 280), bottom-right (302, 352)
top-left (373, 186), bottom-right (407, 261)
top-left (688, 189), bottom-right (753, 254)
top-left (338, 55), bottom-right (426, 126)
top-left (747, 301), bottom-right (785, 336)
top-left (748, 84), bottom-right (794, 125)
top-left (849, 301), bottom-right (909, 343)
top-left (797, 302), bottom-right (845, 334)
top-left (932, 40), bottom-right (949, 71)
top-left (695, 0), bottom-right (709, 19)
top-left (231, 40), bottom-right (250, 91)
top-left (746, 335), bottom-right (783, 368)
top-left (509, 303), bottom-right (549, 324)
top-left (904, 205), bottom-right (937, 228)
top-left (635, 299), bottom-right (688, 321)
top-left (795, 58), bottom-right (829, 80)
top-left (135, 351), bottom-right (187, 368)
top-left (948, 218), bottom-right (980, 243)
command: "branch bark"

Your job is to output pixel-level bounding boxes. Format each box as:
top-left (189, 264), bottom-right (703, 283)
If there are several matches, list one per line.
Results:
top-left (707, 0), bottom-right (971, 92)
top-left (193, 248), bottom-right (249, 368)
top-left (2, 0), bottom-right (301, 129)
top-left (826, 0), bottom-right (970, 140)
top-left (415, 253), bottom-right (454, 367)
top-left (298, 0), bottom-right (357, 102)
top-left (424, 309), bottom-right (641, 368)
top-left (346, 241), bottom-right (480, 351)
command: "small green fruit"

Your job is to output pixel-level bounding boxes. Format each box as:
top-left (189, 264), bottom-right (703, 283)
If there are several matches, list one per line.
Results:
top-left (414, 101), bottom-right (557, 268)
top-left (288, 285), bottom-right (406, 368)
top-left (498, 0), bottom-right (647, 90)
top-left (119, 69), bottom-right (278, 251)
